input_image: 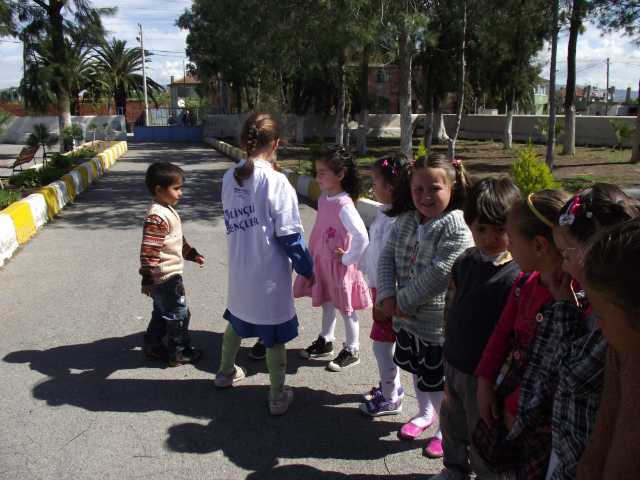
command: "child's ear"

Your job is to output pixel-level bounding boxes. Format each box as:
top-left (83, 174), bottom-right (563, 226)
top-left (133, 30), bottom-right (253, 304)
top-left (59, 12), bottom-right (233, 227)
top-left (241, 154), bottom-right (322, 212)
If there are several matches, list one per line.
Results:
top-left (533, 236), bottom-right (550, 256)
top-left (154, 185), bottom-right (165, 197)
top-left (336, 171), bottom-right (345, 182)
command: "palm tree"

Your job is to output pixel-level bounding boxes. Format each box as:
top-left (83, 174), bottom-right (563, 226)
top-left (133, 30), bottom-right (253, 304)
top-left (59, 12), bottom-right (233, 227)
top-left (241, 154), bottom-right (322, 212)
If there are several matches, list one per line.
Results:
top-left (93, 39), bottom-right (164, 118)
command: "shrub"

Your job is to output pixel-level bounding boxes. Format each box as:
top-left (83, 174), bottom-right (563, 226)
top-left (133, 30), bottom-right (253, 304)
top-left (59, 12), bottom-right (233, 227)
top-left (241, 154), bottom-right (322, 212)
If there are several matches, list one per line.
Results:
top-left (39, 167), bottom-right (70, 185)
top-left (610, 120), bottom-right (635, 150)
top-left (9, 169), bottom-right (41, 188)
top-left (74, 148), bottom-right (97, 159)
top-left (534, 119), bottom-right (565, 142)
top-left (0, 188), bottom-right (22, 210)
top-left (414, 139), bottom-right (427, 160)
top-left (50, 152), bottom-right (73, 169)
top-left (509, 138), bottom-right (562, 196)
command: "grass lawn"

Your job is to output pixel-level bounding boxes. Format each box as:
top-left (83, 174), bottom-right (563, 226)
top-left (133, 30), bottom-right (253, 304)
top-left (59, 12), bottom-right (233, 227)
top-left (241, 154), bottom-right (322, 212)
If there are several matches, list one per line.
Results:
top-left (221, 137), bottom-right (640, 201)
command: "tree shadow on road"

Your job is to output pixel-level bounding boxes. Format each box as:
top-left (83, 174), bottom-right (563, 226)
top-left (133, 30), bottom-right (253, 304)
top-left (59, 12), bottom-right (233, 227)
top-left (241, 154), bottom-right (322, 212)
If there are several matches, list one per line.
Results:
top-left (244, 464), bottom-right (434, 479)
top-left (3, 330), bottom-right (429, 473)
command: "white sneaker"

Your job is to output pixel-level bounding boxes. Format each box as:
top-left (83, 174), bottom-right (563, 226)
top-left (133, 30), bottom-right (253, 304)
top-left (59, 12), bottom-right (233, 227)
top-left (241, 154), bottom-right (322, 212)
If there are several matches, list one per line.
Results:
top-left (430, 469), bottom-right (464, 480)
top-left (214, 365), bottom-right (246, 387)
top-left (268, 386), bottom-right (294, 415)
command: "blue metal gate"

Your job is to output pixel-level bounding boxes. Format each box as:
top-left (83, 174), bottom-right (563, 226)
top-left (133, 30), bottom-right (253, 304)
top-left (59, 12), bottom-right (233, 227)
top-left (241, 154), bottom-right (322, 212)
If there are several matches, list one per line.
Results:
top-left (133, 125), bottom-right (203, 142)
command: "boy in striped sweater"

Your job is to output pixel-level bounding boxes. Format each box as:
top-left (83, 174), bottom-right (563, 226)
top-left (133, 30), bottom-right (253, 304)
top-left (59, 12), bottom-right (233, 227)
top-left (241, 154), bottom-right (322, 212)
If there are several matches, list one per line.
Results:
top-left (140, 162), bottom-right (204, 366)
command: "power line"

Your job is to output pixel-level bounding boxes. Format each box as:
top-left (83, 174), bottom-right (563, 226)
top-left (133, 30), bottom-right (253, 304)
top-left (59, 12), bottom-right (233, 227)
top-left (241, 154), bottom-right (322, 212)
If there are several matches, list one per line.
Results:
top-left (142, 30), bottom-right (184, 81)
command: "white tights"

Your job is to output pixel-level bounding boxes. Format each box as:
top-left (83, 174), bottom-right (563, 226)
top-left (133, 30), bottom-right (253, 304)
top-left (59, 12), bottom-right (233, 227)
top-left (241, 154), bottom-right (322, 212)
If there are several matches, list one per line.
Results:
top-left (320, 301), bottom-right (359, 351)
top-left (411, 375), bottom-right (443, 440)
top-left (372, 340), bottom-right (401, 401)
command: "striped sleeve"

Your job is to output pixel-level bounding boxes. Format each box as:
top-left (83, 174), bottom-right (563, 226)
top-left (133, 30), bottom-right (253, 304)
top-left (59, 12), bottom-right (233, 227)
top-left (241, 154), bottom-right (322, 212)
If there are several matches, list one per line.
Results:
top-left (139, 214), bottom-right (168, 285)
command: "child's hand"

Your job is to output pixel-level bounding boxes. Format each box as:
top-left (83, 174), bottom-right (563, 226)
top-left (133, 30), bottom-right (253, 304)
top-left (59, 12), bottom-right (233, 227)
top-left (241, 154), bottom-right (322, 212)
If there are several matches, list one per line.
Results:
top-left (383, 297), bottom-right (397, 319)
top-left (333, 248), bottom-right (345, 264)
top-left (549, 263), bottom-right (578, 305)
top-left (306, 273), bottom-right (316, 288)
top-left (503, 408), bottom-right (517, 431)
top-left (373, 306), bottom-right (387, 323)
top-left (195, 255), bottom-right (205, 268)
top-left (141, 284), bottom-right (155, 297)
top-left (478, 377), bottom-right (499, 428)
top-left (394, 304), bottom-right (410, 318)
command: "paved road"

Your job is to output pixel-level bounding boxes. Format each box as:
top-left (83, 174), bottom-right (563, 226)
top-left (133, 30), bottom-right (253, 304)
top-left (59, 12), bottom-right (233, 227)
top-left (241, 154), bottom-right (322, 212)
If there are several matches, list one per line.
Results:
top-left (0, 142), bottom-right (443, 479)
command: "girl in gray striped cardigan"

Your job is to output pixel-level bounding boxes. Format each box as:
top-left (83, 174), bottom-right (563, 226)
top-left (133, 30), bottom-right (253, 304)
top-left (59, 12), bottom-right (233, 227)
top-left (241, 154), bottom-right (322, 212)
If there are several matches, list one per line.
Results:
top-left (376, 153), bottom-right (474, 456)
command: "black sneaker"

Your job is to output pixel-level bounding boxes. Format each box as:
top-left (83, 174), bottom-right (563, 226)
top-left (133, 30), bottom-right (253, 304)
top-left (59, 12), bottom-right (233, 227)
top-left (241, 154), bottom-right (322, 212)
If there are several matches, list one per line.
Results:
top-left (250, 339), bottom-right (267, 360)
top-left (144, 344), bottom-right (169, 361)
top-left (300, 335), bottom-right (334, 359)
top-left (169, 347), bottom-right (204, 367)
top-left (328, 348), bottom-right (360, 371)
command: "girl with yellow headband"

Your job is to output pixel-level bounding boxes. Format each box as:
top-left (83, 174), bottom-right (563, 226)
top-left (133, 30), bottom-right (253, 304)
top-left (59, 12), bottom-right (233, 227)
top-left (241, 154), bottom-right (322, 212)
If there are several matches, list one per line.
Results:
top-left (472, 189), bottom-right (570, 479)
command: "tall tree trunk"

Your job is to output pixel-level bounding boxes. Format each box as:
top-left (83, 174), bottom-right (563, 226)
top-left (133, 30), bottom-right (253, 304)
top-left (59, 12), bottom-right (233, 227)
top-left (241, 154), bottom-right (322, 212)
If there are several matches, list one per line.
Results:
top-left (563, 0), bottom-right (582, 155)
top-left (234, 82), bottom-right (243, 114)
top-left (244, 80), bottom-right (254, 111)
top-left (219, 69), bottom-right (230, 114)
top-left (448, 1), bottom-right (466, 160)
top-left (253, 78), bottom-right (260, 110)
top-left (336, 55), bottom-right (346, 145)
top-left (434, 98), bottom-right (449, 143)
top-left (357, 47), bottom-right (369, 155)
top-left (398, 3), bottom-right (413, 158)
top-left (58, 90), bottom-right (72, 152)
top-left (504, 89), bottom-right (515, 149)
top-left (547, 0), bottom-right (559, 170)
top-left (412, 56), bottom-right (433, 153)
top-left (343, 114), bottom-right (349, 149)
top-left (631, 77), bottom-right (640, 164)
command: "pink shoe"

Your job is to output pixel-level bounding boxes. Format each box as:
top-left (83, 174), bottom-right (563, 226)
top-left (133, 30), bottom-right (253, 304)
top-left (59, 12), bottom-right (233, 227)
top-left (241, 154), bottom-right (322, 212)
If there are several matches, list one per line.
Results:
top-left (398, 415), bottom-right (435, 440)
top-left (425, 438), bottom-right (444, 458)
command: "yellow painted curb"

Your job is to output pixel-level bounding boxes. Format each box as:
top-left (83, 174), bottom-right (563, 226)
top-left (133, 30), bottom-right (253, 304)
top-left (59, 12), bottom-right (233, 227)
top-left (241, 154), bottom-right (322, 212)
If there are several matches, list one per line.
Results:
top-left (88, 161), bottom-right (98, 180)
top-left (61, 175), bottom-right (76, 202)
top-left (1, 202), bottom-right (36, 244)
top-left (35, 186), bottom-right (60, 219)
top-left (74, 166), bottom-right (89, 189)
top-left (308, 180), bottom-right (322, 202)
top-left (288, 172), bottom-right (300, 189)
top-left (97, 154), bottom-right (107, 172)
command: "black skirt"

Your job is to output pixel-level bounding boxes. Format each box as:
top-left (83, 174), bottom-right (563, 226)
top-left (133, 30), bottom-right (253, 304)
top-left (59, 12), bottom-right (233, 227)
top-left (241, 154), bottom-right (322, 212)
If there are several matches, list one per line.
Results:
top-left (394, 328), bottom-right (445, 392)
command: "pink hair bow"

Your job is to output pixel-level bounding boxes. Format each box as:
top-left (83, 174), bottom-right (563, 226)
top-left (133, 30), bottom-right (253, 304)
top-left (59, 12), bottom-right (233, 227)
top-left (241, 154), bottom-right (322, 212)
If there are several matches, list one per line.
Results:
top-left (382, 159), bottom-right (397, 174)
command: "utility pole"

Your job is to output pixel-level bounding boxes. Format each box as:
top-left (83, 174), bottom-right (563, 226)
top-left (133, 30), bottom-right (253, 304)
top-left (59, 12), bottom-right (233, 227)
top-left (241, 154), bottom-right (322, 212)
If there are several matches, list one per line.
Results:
top-left (22, 35), bottom-right (28, 117)
top-left (606, 57), bottom-right (610, 115)
top-left (138, 23), bottom-right (149, 126)
top-left (547, 0), bottom-right (559, 172)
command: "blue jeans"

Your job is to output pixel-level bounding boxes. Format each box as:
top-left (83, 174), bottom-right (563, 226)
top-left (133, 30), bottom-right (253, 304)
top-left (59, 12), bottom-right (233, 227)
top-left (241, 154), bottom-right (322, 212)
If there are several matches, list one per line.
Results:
top-left (143, 275), bottom-right (191, 356)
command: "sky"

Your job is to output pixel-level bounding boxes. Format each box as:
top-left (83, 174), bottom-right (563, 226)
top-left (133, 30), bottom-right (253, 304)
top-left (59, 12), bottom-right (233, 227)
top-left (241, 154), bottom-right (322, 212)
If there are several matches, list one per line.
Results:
top-left (0, 1), bottom-right (639, 100)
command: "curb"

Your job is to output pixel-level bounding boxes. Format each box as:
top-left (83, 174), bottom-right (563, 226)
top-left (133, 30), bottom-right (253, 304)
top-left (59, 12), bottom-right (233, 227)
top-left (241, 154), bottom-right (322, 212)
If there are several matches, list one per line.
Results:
top-left (204, 137), bottom-right (383, 228)
top-left (0, 141), bottom-right (129, 266)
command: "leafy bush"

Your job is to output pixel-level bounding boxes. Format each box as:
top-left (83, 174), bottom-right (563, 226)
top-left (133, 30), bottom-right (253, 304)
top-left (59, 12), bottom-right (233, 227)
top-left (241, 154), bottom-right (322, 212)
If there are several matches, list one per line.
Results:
top-left (509, 138), bottom-right (562, 196)
top-left (307, 137), bottom-right (326, 178)
top-left (9, 169), bottom-right (41, 188)
top-left (414, 139), bottom-right (427, 160)
top-left (534, 119), bottom-right (565, 142)
top-left (0, 188), bottom-right (22, 210)
top-left (39, 168), bottom-right (70, 185)
top-left (50, 152), bottom-right (73, 169)
top-left (610, 120), bottom-right (635, 150)
top-left (75, 148), bottom-right (97, 159)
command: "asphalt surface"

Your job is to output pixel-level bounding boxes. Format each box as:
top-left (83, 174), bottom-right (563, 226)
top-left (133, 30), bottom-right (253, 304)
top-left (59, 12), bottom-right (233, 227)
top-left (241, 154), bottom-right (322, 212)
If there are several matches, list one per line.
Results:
top-left (0, 142), bottom-right (443, 479)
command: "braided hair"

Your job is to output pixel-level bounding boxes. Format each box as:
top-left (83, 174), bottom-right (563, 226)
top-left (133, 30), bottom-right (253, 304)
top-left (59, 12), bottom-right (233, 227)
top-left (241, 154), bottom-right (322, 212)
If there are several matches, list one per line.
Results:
top-left (234, 113), bottom-right (280, 187)
top-left (316, 145), bottom-right (364, 200)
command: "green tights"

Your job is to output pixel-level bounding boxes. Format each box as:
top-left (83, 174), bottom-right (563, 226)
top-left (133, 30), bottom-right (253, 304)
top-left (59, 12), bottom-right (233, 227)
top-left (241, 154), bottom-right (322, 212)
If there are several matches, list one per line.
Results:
top-left (219, 323), bottom-right (287, 399)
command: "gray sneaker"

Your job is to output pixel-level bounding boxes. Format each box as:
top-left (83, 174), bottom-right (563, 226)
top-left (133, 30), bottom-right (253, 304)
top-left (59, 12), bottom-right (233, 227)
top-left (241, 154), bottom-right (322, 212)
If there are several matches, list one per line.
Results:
top-left (268, 386), bottom-right (294, 415)
top-left (214, 365), bottom-right (247, 387)
top-left (327, 348), bottom-right (360, 372)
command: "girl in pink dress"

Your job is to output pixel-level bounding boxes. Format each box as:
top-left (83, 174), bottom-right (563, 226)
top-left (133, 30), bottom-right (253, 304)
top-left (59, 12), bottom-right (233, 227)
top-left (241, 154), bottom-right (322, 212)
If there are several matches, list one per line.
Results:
top-left (294, 145), bottom-right (372, 371)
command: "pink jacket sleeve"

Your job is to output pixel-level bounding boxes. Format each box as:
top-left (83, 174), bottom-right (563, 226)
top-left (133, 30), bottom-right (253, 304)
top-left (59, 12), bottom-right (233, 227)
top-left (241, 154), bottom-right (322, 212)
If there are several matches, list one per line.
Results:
top-left (475, 273), bottom-right (523, 382)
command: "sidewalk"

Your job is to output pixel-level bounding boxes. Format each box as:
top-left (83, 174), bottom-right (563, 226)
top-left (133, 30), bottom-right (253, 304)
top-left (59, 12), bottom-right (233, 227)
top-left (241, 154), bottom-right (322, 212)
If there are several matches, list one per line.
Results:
top-left (0, 141), bottom-right (442, 479)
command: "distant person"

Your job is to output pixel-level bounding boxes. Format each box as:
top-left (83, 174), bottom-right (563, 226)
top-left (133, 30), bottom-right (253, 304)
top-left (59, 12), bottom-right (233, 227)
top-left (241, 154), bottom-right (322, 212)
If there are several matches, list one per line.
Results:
top-left (294, 145), bottom-right (371, 372)
top-left (182, 109), bottom-right (190, 126)
top-left (139, 162), bottom-right (205, 366)
top-left (214, 113), bottom-right (314, 416)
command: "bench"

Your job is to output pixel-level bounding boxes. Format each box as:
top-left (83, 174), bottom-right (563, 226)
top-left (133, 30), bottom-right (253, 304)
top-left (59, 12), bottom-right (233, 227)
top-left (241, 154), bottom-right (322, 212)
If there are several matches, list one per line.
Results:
top-left (0, 146), bottom-right (40, 190)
